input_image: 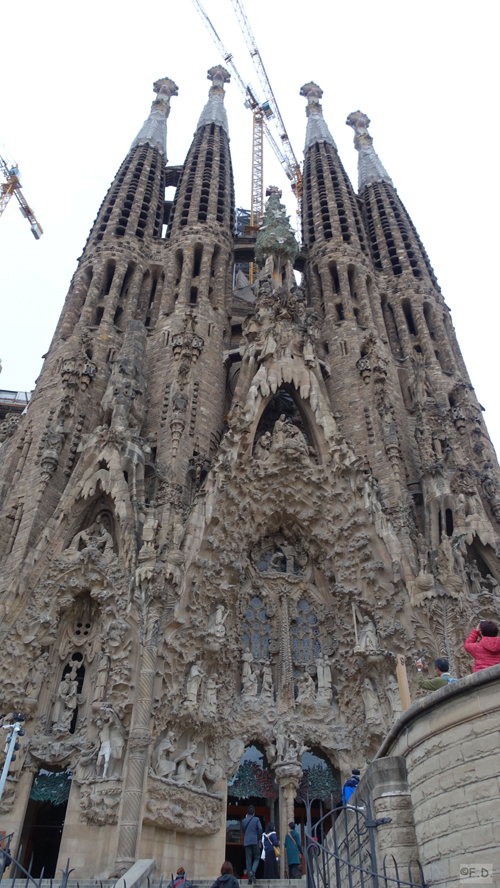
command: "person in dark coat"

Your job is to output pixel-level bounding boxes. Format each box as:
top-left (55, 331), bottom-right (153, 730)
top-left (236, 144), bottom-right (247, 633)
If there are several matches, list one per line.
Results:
top-left (262, 821), bottom-right (279, 879)
top-left (210, 861), bottom-right (239, 888)
top-left (284, 821), bottom-right (303, 879)
top-left (167, 867), bottom-right (192, 888)
top-left (464, 621), bottom-right (500, 672)
top-left (242, 805), bottom-right (263, 885)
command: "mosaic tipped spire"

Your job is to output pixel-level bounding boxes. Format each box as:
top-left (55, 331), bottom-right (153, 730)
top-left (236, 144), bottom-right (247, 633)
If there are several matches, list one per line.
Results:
top-left (196, 66), bottom-right (231, 135)
top-left (300, 82), bottom-right (337, 152)
top-left (255, 186), bottom-right (299, 266)
top-left (346, 111), bottom-right (393, 191)
top-left (131, 77), bottom-right (178, 158)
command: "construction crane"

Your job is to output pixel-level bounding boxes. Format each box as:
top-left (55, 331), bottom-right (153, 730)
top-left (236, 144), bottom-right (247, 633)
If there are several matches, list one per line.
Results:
top-left (191, 0), bottom-right (301, 259)
top-left (229, 0), bottom-right (302, 214)
top-left (0, 151), bottom-right (43, 240)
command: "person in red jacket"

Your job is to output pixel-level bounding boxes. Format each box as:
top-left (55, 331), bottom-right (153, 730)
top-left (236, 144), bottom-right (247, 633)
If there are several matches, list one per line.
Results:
top-left (464, 621), bottom-right (500, 672)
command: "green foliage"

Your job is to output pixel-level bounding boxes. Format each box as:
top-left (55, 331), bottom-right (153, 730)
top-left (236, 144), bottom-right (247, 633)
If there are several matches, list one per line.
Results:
top-left (229, 760), bottom-right (278, 800)
top-left (29, 771), bottom-right (71, 806)
top-left (296, 764), bottom-right (340, 804)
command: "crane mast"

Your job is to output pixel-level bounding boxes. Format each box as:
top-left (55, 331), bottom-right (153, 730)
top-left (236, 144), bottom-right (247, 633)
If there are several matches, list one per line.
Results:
top-left (190, 0), bottom-right (301, 227)
top-left (229, 0), bottom-right (302, 209)
top-left (0, 153), bottom-right (43, 240)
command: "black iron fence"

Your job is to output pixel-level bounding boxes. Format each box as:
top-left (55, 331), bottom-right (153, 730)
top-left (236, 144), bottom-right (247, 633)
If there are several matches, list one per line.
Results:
top-left (305, 798), bottom-right (427, 888)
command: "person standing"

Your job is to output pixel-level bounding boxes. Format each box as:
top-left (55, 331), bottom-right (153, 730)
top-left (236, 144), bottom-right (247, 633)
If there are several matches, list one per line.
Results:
top-left (262, 821), bottom-right (279, 879)
top-left (167, 868), bottom-right (192, 888)
top-left (464, 621), bottom-right (500, 672)
top-left (210, 861), bottom-right (239, 888)
top-left (285, 821), bottom-right (303, 879)
top-left (415, 658), bottom-right (454, 691)
top-left (242, 805), bottom-right (262, 885)
top-left (341, 768), bottom-right (360, 804)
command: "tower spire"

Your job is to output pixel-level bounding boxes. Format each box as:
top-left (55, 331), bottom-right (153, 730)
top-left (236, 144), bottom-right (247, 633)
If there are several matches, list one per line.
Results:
top-left (131, 77), bottom-right (179, 158)
top-left (300, 81), bottom-right (336, 152)
top-left (196, 65), bottom-right (231, 134)
top-left (346, 111), bottom-right (392, 190)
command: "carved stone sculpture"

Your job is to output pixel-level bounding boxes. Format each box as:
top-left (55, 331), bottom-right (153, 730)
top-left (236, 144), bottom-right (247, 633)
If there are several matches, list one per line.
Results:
top-left (362, 678), bottom-right (386, 731)
top-left (96, 708), bottom-right (126, 778)
top-left (185, 662), bottom-right (204, 708)
top-left (315, 653), bottom-right (333, 703)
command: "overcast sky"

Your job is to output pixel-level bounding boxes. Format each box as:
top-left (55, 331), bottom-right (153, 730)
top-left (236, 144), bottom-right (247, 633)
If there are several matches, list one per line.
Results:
top-left (0, 0), bottom-right (498, 455)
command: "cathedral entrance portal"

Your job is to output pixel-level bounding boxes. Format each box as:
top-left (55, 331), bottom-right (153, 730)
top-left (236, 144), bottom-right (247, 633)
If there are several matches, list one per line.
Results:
top-left (18, 770), bottom-right (72, 878)
top-left (226, 745), bottom-right (278, 878)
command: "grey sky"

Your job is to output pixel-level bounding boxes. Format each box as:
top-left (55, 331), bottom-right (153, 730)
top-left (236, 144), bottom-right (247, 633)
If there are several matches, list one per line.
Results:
top-left (1, 0), bottom-right (498, 454)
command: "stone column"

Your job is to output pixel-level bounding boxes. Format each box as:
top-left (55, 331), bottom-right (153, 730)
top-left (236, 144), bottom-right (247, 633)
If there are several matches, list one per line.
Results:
top-left (114, 616), bottom-right (159, 871)
top-left (275, 763), bottom-right (302, 876)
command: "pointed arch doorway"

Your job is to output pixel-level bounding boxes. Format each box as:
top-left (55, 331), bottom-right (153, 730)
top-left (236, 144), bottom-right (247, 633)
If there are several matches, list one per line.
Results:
top-left (226, 744), bottom-right (279, 878)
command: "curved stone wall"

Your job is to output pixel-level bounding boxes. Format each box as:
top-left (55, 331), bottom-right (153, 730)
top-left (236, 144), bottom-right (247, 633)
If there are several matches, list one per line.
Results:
top-left (376, 664), bottom-right (500, 888)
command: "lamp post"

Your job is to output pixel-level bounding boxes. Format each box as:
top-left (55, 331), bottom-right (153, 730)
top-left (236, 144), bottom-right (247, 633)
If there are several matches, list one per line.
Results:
top-left (0, 713), bottom-right (25, 802)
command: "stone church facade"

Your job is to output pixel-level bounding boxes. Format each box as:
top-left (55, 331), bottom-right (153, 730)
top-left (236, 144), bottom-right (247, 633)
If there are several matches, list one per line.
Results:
top-left (1, 66), bottom-right (500, 879)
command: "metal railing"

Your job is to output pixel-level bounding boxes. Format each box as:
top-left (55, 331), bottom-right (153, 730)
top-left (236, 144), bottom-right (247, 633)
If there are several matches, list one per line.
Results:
top-left (305, 798), bottom-right (427, 888)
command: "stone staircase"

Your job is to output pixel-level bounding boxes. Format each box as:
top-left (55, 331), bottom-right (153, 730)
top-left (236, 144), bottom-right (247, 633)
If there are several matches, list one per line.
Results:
top-left (32, 880), bottom-right (305, 888)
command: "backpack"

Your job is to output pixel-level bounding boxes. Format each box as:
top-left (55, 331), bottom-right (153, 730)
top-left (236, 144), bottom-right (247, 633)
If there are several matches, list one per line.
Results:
top-left (442, 674), bottom-right (457, 684)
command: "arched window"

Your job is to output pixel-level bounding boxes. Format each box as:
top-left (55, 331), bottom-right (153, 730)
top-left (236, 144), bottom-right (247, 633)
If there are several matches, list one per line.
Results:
top-left (242, 596), bottom-right (270, 659)
top-left (291, 599), bottom-right (321, 663)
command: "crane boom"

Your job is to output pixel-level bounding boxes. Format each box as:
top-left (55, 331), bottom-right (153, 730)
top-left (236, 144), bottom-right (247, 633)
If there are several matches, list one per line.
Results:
top-left (190, 0), bottom-right (296, 188)
top-left (229, 0), bottom-right (302, 204)
top-left (0, 153), bottom-right (43, 239)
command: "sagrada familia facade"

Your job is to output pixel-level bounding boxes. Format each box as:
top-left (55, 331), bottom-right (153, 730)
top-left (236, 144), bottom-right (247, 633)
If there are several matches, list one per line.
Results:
top-left (1, 66), bottom-right (500, 878)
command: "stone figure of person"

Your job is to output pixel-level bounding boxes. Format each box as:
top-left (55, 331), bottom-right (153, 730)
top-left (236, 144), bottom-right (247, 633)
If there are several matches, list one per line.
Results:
top-left (185, 661), bottom-right (205, 708)
top-left (52, 666), bottom-right (79, 731)
top-left (97, 708), bottom-right (125, 779)
top-left (362, 677), bottom-right (385, 729)
top-left (152, 730), bottom-right (176, 778)
top-left (92, 653), bottom-right (110, 705)
top-left (354, 609), bottom-right (380, 654)
top-left (296, 671), bottom-right (316, 705)
top-left (315, 653), bottom-right (333, 702)
top-left (25, 652), bottom-right (49, 702)
top-left (271, 415), bottom-right (289, 451)
top-left (191, 758), bottom-right (219, 791)
top-left (203, 674), bottom-right (220, 716)
top-left (207, 605), bottom-right (228, 640)
top-left (254, 431), bottom-right (272, 462)
top-left (385, 677), bottom-right (403, 720)
top-left (172, 747), bottom-right (197, 785)
top-left (241, 650), bottom-right (258, 698)
top-left (260, 663), bottom-right (274, 704)
top-left (75, 738), bottom-right (99, 782)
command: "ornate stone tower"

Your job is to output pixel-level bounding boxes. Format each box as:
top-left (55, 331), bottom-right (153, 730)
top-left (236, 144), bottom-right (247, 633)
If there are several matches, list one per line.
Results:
top-left (1, 72), bottom-right (500, 881)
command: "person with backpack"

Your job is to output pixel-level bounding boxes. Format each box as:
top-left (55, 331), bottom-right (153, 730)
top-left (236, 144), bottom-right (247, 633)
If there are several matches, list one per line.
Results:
top-left (209, 861), bottom-right (239, 888)
top-left (167, 867), bottom-right (192, 888)
top-left (415, 657), bottom-right (456, 691)
top-left (464, 621), bottom-right (500, 672)
top-left (242, 805), bottom-right (262, 885)
top-left (284, 821), bottom-right (303, 879)
top-left (262, 820), bottom-right (279, 879)
top-left (341, 769), bottom-right (361, 805)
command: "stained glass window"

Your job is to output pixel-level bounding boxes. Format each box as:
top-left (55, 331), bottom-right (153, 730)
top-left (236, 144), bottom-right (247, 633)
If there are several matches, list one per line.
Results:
top-left (242, 596), bottom-right (270, 659)
top-left (291, 598), bottom-right (321, 662)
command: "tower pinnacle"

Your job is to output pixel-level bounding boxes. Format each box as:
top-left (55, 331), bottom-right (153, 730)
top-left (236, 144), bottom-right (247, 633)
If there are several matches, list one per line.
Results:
top-left (346, 111), bottom-right (392, 191)
top-left (131, 77), bottom-right (179, 158)
top-left (196, 65), bottom-right (231, 134)
top-left (300, 82), bottom-right (337, 152)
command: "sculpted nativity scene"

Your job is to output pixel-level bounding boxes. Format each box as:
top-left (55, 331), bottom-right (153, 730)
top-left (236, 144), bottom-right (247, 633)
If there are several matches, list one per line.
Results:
top-left (1, 68), bottom-right (500, 879)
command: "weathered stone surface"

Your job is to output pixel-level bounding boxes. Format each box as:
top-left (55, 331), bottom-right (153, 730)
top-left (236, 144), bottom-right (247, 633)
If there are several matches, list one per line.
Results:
top-left (1, 70), bottom-right (499, 883)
